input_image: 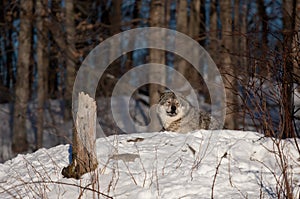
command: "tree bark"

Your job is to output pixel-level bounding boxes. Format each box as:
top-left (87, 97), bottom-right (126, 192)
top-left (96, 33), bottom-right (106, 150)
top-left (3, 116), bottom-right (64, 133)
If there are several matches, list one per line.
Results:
top-left (188, 1), bottom-right (201, 39)
top-left (36, 0), bottom-right (49, 149)
top-left (187, 0), bottom-right (204, 95)
top-left (62, 92), bottom-right (98, 179)
top-left (12, 0), bottom-right (33, 153)
top-left (256, 0), bottom-right (269, 77)
top-left (109, 0), bottom-right (122, 34)
top-left (281, 0), bottom-right (297, 139)
top-left (240, 1), bottom-right (248, 75)
top-left (232, 0), bottom-right (243, 128)
top-left (174, 0), bottom-right (189, 92)
top-left (234, 0), bottom-right (248, 130)
top-left (220, 0), bottom-right (239, 129)
top-left (149, 0), bottom-right (166, 131)
top-left (3, 0), bottom-right (15, 88)
top-left (64, 0), bottom-right (77, 120)
top-left (207, 0), bottom-right (220, 101)
top-left (294, 0), bottom-right (300, 89)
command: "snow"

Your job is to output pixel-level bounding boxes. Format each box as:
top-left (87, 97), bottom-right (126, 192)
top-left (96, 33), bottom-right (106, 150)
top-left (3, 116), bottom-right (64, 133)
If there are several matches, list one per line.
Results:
top-left (0, 130), bottom-right (299, 198)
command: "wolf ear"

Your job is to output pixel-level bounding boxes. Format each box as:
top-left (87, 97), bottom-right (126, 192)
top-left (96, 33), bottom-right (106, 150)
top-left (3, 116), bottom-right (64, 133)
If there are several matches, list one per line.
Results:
top-left (157, 89), bottom-right (171, 97)
top-left (158, 89), bottom-right (164, 96)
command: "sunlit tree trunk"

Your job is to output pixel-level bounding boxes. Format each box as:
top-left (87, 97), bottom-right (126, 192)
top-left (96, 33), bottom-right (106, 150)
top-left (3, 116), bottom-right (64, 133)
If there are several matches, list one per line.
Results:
top-left (187, 0), bottom-right (205, 96)
top-left (188, 1), bottom-right (201, 39)
top-left (149, 0), bottom-right (166, 106)
top-left (233, 0), bottom-right (246, 69)
top-left (149, 0), bottom-right (166, 131)
top-left (12, 0), bottom-right (33, 153)
top-left (36, 0), bottom-right (49, 149)
top-left (174, 0), bottom-right (188, 91)
top-left (220, 0), bottom-right (239, 129)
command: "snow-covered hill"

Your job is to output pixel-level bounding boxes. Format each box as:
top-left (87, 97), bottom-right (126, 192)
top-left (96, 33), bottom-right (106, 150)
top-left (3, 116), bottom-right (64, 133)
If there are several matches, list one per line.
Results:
top-left (0, 130), bottom-right (299, 198)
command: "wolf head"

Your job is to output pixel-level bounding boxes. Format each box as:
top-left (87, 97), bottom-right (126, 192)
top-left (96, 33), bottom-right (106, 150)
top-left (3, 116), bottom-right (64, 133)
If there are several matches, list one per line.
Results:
top-left (157, 91), bottom-right (189, 124)
top-left (158, 91), bottom-right (180, 117)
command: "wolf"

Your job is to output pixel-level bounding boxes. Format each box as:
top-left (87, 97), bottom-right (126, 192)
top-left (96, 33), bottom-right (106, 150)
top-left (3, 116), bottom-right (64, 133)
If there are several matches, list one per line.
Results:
top-left (156, 91), bottom-right (220, 133)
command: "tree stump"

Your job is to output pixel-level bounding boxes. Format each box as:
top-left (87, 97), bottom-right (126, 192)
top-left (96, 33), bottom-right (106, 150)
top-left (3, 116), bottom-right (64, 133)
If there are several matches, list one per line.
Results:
top-left (62, 92), bottom-right (98, 179)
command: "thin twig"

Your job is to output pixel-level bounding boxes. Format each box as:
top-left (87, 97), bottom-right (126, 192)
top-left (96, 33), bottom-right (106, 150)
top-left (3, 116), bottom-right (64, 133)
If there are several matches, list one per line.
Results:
top-left (211, 152), bottom-right (227, 199)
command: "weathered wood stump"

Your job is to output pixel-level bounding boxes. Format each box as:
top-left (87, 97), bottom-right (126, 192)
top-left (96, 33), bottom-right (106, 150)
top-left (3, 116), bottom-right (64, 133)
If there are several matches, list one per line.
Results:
top-left (62, 92), bottom-right (98, 179)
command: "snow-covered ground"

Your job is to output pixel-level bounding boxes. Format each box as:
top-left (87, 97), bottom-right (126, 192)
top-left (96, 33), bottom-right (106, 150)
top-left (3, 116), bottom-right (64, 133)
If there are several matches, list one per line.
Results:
top-left (0, 130), bottom-right (299, 198)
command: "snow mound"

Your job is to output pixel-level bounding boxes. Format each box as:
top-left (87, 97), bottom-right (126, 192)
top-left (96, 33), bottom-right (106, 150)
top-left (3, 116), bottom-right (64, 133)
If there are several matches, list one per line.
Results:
top-left (0, 130), bottom-right (299, 198)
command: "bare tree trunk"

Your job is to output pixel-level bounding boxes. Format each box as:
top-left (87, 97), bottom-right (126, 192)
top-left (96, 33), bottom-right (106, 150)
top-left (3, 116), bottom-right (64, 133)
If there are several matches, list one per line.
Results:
top-left (47, 0), bottom-right (69, 99)
top-left (36, 0), bottom-right (49, 149)
top-left (3, 0), bottom-right (15, 88)
top-left (110, 0), bottom-right (122, 34)
top-left (149, 0), bottom-right (166, 131)
top-left (255, 0), bottom-right (274, 136)
top-left (293, 1), bottom-right (300, 90)
top-left (236, 0), bottom-right (248, 130)
top-left (256, 0), bottom-right (270, 77)
top-left (174, 0), bottom-right (188, 91)
top-left (62, 92), bottom-right (98, 179)
top-left (240, 1), bottom-right (248, 74)
top-left (186, 0), bottom-right (205, 96)
top-left (64, 0), bottom-right (77, 120)
top-left (231, 0), bottom-right (247, 130)
top-left (235, 0), bottom-right (248, 76)
top-left (207, 0), bottom-right (220, 102)
top-left (12, 0), bottom-right (33, 153)
top-left (149, 0), bottom-right (166, 105)
top-left (281, 0), bottom-right (297, 140)
top-left (188, 1), bottom-right (201, 39)
top-left (220, 0), bottom-right (239, 129)
top-left (209, 0), bottom-right (218, 41)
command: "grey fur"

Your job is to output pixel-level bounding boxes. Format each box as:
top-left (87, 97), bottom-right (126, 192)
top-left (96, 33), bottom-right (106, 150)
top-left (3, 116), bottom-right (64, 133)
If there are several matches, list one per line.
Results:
top-left (157, 91), bottom-right (220, 133)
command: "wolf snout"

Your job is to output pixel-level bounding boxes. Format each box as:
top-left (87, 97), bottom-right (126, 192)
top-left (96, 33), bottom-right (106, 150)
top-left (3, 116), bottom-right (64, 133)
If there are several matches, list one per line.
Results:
top-left (171, 105), bottom-right (176, 113)
top-left (171, 105), bottom-right (176, 111)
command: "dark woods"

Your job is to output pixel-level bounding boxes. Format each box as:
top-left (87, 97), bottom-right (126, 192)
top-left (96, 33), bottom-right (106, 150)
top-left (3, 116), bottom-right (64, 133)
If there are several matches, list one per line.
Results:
top-left (0, 0), bottom-right (299, 161)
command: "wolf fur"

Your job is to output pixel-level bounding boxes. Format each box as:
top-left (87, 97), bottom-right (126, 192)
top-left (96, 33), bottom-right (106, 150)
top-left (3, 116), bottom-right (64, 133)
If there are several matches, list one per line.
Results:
top-left (157, 91), bottom-right (220, 133)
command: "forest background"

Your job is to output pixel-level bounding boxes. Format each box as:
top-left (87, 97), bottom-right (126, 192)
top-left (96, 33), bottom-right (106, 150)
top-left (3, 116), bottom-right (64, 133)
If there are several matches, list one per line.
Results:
top-left (0, 0), bottom-right (299, 162)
